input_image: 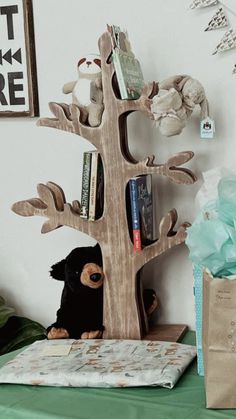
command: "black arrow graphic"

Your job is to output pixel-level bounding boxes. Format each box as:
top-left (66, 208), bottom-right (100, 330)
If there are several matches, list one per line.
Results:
top-left (3, 48), bottom-right (12, 64)
top-left (0, 48), bottom-right (22, 65)
top-left (12, 48), bottom-right (22, 64)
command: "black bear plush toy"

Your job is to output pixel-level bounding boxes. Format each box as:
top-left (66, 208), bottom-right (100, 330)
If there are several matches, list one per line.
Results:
top-left (47, 244), bottom-right (104, 340)
top-left (47, 243), bottom-right (158, 340)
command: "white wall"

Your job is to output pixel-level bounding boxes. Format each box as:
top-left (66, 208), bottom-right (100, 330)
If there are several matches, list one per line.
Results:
top-left (1, 0), bottom-right (236, 330)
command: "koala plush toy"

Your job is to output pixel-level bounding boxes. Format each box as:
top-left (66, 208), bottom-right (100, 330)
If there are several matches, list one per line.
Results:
top-left (63, 54), bottom-right (104, 127)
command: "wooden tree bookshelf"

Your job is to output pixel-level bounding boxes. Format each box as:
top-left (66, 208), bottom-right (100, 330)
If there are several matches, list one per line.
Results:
top-left (12, 32), bottom-right (197, 340)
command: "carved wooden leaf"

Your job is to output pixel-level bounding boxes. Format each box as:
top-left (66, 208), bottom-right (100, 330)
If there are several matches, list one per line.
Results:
top-left (141, 82), bottom-right (159, 99)
top-left (37, 184), bottom-right (55, 207)
top-left (12, 199), bottom-right (47, 217)
top-left (59, 103), bottom-right (72, 120)
top-left (159, 209), bottom-right (178, 237)
top-left (168, 168), bottom-right (197, 184)
top-left (145, 155), bottom-right (156, 167)
top-left (47, 182), bottom-right (65, 211)
top-left (167, 151), bottom-right (194, 167)
top-left (98, 32), bottom-right (112, 63)
top-left (49, 102), bottom-right (68, 121)
top-left (70, 104), bottom-right (81, 121)
top-left (174, 222), bottom-right (190, 243)
top-left (41, 220), bottom-right (61, 234)
top-left (72, 200), bottom-right (81, 213)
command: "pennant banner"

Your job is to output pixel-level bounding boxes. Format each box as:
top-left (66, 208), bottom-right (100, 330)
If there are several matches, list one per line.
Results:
top-left (205, 8), bottom-right (228, 31)
top-left (190, 0), bottom-right (218, 10)
top-left (213, 28), bottom-right (236, 54)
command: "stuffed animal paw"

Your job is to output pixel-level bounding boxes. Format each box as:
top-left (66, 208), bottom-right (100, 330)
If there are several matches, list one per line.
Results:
top-left (143, 288), bottom-right (159, 317)
top-left (47, 327), bottom-right (69, 340)
top-left (81, 330), bottom-right (103, 339)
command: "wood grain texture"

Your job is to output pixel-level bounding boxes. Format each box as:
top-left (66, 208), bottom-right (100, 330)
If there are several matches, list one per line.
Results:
top-left (12, 31), bottom-right (197, 339)
top-left (144, 324), bottom-right (188, 342)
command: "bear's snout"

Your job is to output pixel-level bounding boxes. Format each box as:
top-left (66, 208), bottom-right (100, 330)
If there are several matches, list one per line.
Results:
top-left (81, 263), bottom-right (104, 289)
top-left (90, 273), bottom-right (102, 282)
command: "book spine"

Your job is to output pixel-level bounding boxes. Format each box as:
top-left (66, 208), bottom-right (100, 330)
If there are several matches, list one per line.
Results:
top-left (95, 153), bottom-right (104, 219)
top-left (89, 152), bottom-right (99, 221)
top-left (137, 174), bottom-right (153, 242)
top-left (112, 50), bottom-right (128, 100)
top-left (129, 178), bottom-right (142, 252)
top-left (80, 152), bottom-right (92, 218)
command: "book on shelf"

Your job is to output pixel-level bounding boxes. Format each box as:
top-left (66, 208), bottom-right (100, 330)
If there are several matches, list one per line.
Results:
top-left (128, 174), bottom-right (153, 252)
top-left (80, 151), bottom-right (92, 219)
top-left (80, 150), bottom-right (104, 220)
top-left (88, 151), bottom-right (104, 220)
top-left (107, 24), bottom-right (144, 100)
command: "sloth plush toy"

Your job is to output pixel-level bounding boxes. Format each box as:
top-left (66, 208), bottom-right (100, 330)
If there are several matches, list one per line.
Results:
top-left (47, 243), bottom-right (158, 340)
top-left (63, 54), bottom-right (104, 127)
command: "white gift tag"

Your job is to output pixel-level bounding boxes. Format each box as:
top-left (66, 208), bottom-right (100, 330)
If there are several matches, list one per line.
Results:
top-left (200, 117), bottom-right (215, 139)
top-left (42, 343), bottom-right (72, 357)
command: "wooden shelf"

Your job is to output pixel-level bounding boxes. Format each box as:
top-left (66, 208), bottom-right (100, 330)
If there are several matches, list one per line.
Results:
top-left (11, 30), bottom-right (197, 340)
top-left (144, 324), bottom-right (188, 342)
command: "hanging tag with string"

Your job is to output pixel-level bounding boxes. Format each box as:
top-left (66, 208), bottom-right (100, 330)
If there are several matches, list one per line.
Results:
top-left (200, 100), bottom-right (215, 139)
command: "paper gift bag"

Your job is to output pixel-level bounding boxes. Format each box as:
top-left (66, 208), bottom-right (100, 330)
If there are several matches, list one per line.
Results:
top-left (203, 270), bottom-right (236, 408)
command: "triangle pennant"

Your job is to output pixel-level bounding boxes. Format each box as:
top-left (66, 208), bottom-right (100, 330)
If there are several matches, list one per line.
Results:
top-left (233, 64), bottom-right (236, 74)
top-left (3, 48), bottom-right (12, 64)
top-left (12, 48), bottom-right (22, 64)
top-left (213, 28), bottom-right (236, 54)
top-left (0, 50), bottom-right (2, 65)
top-left (205, 8), bottom-right (228, 31)
top-left (190, 0), bottom-right (218, 10)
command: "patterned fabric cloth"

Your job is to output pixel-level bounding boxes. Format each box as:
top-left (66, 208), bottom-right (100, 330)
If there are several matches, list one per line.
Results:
top-left (0, 338), bottom-right (196, 388)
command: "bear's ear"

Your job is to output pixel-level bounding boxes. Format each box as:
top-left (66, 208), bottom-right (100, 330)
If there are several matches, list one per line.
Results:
top-left (94, 243), bottom-right (100, 252)
top-left (94, 243), bottom-right (103, 265)
top-left (50, 259), bottom-right (66, 281)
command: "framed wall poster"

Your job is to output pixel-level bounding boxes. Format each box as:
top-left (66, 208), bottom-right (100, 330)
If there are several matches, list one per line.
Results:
top-left (0, 0), bottom-right (39, 116)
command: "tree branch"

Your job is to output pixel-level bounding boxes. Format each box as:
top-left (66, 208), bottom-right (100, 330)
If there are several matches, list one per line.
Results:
top-left (135, 209), bottom-right (190, 270)
top-left (125, 151), bottom-right (197, 185)
top-left (117, 82), bottom-right (158, 117)
top-left (11, 182), bottom-right (102, 240)
top-left (37, 103), bottom-right (102, 149)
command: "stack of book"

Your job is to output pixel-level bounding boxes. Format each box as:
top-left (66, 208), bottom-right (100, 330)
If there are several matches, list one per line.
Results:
top-left (127, 174), bottom-right (154, 252)
top-left (80, 152), bottom-right (153, 250)
top-left (107, 24), bottom-right (144, 100)
top-left (80, 151), bottom-right (104, 220)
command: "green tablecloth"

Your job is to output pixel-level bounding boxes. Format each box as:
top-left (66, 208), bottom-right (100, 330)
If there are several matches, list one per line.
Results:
top-left (0, 332), bottom-right (235, 419)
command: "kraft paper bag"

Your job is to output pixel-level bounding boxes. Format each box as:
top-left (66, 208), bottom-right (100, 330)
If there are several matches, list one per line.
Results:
top-left (203, 270), bottom-right (236, 408)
